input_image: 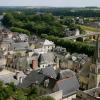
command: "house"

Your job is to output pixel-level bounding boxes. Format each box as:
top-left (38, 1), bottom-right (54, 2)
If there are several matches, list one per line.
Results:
top-left (53, 46), bottom-right (67, 55)
top-left (0, 57), bottom-right (7, 70)
top-left (42, 39), bottom-right (55, 52)
top-left (75, 87), bottom-right (100, 100)
top-left (39, 66), bottom-right (57, 79)
top-left (0, 42), bottom-right (10, 51)
top-left (0, 37), bottom-right (14, 51)
top-left (29, 42), bottom-right (35, 50)
top-left (18, 67), bottom-right (79, 99)
top-left (57, 69), bottom-right (76, 80)
top-left (53, 76), bottom-right (79, 99)
top-left (18, 33), bottom-right (29, 41)
top-left (0, 69), bottom-right (26, 85)
top-left (38, 52), bottom-right (59, 69)
top-left (0, 70), bottom-right (19, 85)
top-left (65, 29), bottom-right (80, 37)
top-left (34, 48), bottom-right (47, 54)
top-left (9, 42), bottom-right (29, 56)
top-left (8, 32), bottom-right (13, 39)
top-left (6, 56), bottom-right (29, 71)
top-left (17, 68), bottom-right (55, 88)
top-left (29, 39), bottom-right (55, 52)
top-left (10, 42), bottom-right (29, 51)
top-left (3, 38), bottom-right (14, 44)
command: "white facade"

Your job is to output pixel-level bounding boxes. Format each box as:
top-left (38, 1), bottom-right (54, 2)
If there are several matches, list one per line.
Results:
top-left (0, 58), bottom-right (7, 67)
top-left (42, 39), bottom-right (55, 51)
top-left (75, 29), bottom-right (80, 36)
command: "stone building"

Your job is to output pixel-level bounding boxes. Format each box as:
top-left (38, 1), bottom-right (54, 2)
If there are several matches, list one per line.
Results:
top-left (79, 35), bottom-right (100, 90)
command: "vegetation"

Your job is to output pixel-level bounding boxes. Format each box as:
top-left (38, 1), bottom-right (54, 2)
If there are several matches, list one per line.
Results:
top-left (78, 25), bottom-right (100, 32)
top-left (11, 27), bottom-right (30, 35)
top-left (0, 81), bottom-right (54, 100)
top-left (2, 11), bottom-right (96, 56)
top-left (1, 7), bottom-right (100, 17)
top-left (33, 8), bottom-right (100, 17)
top-left (2, 12), bottom-right (65, 37)
top-left (41, 34), bottom-right (95, 56)
top-left (38, 96), bottom-right (55, 100)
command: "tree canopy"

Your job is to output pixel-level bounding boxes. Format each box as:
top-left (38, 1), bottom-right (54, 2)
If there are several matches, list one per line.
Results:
top-left (0, 81), bottom-right (55, 100)
top-left (41, 34), bottom-right (95, 56)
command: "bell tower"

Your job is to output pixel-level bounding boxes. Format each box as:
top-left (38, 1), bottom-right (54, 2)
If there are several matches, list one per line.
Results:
top-left (89, 35), bottom-right (100, 89)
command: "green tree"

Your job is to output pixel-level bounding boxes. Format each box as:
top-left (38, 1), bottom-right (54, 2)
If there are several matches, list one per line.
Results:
top-left (11, 27), bottom-right (30, 36)
top-left (2, 13), bottom-right (15, 27)
top-left (39, 96), bottom-right (55, 100)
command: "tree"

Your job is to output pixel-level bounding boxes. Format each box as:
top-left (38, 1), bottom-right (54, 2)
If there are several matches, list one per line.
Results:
top-left (42, 35), bottom-right (95, 56)
top-left (2, 13), bottom-right (15, 27)
top-left (14, 89), bottom-right (27, 100)
top-left (39, 96), bottom-right (55, 100)
top-left (10, 27), bottom-right (30, 36)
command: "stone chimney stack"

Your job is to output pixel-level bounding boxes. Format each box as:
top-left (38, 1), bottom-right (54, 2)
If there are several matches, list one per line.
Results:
top-left (44, 79), bottom-right (49, 88)
top-left (19, 77), bottom-right (23, 84)
top-left (54, 56), bottom-right (60, 69)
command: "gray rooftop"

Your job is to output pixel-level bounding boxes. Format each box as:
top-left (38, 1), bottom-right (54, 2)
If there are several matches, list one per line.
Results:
top-left (11, 42), bottom-right (29, 51)
top-left (53, 76), bottom-right (80, 97)
top-left (40, 66), bottom-right (57, 79)
top-left (0, 73), bottom-right (19, 85)
top-left (58, 69), bottom-right (76, 80)
top-left (38, 52), bottom-right (55, 64)
top-left (17, 70), bottom-right (45, 88)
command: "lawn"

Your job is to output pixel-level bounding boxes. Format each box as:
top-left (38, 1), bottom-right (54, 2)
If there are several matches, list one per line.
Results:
top-left (78, 25), bottom-right (100, 32)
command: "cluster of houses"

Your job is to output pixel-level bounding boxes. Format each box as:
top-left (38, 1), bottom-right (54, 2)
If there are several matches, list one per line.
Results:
top-left (0, 28), bottom-right (100, 100)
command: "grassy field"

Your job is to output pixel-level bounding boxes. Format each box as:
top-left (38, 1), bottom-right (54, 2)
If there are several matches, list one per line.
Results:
top-left (78, 25), bottom-right (100, 32)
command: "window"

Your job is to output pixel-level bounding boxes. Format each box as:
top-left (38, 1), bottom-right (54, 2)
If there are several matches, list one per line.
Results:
top-left (98, 69), bottom-right (100, 74)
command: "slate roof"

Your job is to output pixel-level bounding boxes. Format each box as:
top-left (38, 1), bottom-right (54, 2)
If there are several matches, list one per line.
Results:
top-left (0, 73), bottom-right (19, 85)
top-left (17, 66), bottom-right (58, 88)
top-left (53, 76), bottom-right (80, 97)
top-left (17, 70), bottom-right (46, 88)
top-left (3, 38), bottom-right (14, 44)
top-left (38, 52), bottom-right (55, 64)
top-left (85, 87), bottom-right (100, 98)
top-left (58, 69), bottom-right (76, 80)
top-left (11, 42), bottom-right (29, 51)
top-left (17, 68), bottom-right (79, 97)
top-left (40, 66), bottom-right (57, 79)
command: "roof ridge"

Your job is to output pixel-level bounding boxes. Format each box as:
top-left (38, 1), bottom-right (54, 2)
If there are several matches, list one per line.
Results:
top-left (56, 76), bottom-right (75, 83)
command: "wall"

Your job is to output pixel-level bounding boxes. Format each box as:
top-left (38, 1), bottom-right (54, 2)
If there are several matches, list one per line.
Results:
top-left (76, 90), bottom-right (96, 100)
top-left (63, 94), bottom-right (76, 100)
top-left (48, 90), bottom-right (63, 100)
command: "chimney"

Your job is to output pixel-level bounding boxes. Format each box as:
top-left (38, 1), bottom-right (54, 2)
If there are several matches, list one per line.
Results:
top-left (44, 79), bottom-right (49, 88)
top-left (32, 59), bottom-right (38, 70)
top-left (54, 56), bottom-right (60, 69)
top-left (19, 77), bottom-right (23, 84)
top-left (14, 72), bottom-right (19, 80)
